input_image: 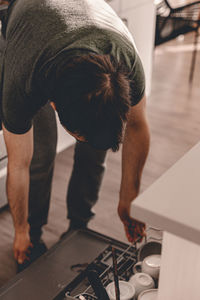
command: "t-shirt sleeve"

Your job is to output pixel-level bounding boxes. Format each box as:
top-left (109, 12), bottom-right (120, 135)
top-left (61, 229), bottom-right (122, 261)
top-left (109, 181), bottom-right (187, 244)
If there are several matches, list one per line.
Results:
top-left (1, 49), bottom-right (47, 134)
top-left (129, 51), bottom-right (146, 106)
top-left (0, 8), bottom-right (49, 134)
top-left (1, 81), bottom-right (33, 134)
top-left (1, 59), bottom-right (35, 134)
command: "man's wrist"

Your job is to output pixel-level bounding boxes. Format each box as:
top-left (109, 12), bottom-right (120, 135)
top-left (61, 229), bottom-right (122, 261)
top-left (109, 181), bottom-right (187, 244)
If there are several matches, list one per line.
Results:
top-left (119, 189), bottom-right (139, 204)
top-left (15, 223), bottom-right (30, 235)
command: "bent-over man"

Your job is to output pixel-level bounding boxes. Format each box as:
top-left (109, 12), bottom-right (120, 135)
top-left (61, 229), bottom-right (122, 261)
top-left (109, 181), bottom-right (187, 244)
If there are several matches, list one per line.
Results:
top-left (0, 0), bottom-right (150, 271)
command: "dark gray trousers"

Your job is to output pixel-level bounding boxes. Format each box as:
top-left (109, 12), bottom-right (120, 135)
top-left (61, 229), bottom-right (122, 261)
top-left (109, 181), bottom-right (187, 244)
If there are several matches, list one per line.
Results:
top-left (29, 103), bottom-right (107, 239)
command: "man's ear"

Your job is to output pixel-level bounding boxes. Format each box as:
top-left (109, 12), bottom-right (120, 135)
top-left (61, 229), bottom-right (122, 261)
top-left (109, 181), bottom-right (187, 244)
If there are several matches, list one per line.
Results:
top-left (50, 101), bottom-right (56, 111)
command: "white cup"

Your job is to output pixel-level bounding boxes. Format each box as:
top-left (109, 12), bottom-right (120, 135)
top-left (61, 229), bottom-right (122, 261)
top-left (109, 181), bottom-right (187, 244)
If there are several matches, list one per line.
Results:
top-left (137, 241), bottom-right (162, 262)
top-left (138, 288), bottom-right (158, 300)
top-left (106, 280), bottom-right (136, 300)
top-left (133, 255), bottom-right (161, 280)
top-left (129, 273), bottom-right (155, 298)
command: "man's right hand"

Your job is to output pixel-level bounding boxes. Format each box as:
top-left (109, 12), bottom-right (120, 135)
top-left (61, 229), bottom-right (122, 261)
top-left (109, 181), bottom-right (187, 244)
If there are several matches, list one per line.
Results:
top-left (2, 125), bottom-right (34, 264)
top-left (13, 226), bottom-right (33, 264)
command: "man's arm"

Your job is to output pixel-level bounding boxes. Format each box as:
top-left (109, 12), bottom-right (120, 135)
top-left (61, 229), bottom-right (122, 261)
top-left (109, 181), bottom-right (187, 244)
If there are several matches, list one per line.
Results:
top-left (118, 95), bottom-right (150, 242)
top-left (2, 124), bottom-right (33, 263)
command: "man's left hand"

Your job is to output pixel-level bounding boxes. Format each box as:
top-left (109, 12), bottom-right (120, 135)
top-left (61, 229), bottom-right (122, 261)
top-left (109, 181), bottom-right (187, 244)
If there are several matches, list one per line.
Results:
top-left (118, 201), bottom-right (146, 243)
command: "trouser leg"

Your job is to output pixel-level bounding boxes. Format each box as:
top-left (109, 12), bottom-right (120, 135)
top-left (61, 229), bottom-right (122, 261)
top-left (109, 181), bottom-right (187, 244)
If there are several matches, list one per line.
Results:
top-left (28, 103), bottom-right (57, 240)
top-left (0, 35), bottom-right (6, 130)
top-left (67, 141), bottom-right (107, 224)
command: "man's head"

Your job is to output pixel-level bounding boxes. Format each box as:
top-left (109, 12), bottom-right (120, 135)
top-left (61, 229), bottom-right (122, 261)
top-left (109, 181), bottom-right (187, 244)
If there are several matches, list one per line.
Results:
top-left (53, 53), bottom-right (131, 151)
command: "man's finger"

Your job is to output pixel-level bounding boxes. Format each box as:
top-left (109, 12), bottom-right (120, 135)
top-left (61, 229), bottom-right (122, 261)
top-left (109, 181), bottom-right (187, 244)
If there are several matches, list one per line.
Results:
top-left (124, 225), bottom-right (134, 242)
top-left (26, 244), bottom-right (33, 254)
top-left (136, 224), bottom-right (145, 237)
top-left (18, 255), bottom-right (27, 264)
top-left (125, 226), bottom-right (138, 243)
top-left (17, 250), bottom-right (30, 264)
top-left (29, 242), bottom-right (33, 248)
top-left (18, 252), bottom-right (26, 264)
top-left (14, 249), bottom-right (19, 261)
top-left (127, 226), bottom-right (145, 243)
top-left (18, 256), bottom-right (24, 264)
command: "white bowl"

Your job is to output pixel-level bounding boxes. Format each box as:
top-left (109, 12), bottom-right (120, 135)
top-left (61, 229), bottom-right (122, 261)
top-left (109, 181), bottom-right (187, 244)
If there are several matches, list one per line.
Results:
top-left (129, 273), bottom-right (155, 297)
top-left (143, 255), bottom-right (161, 280)
top-left (106, 280), bottom-right (136, 300)
top-left (138, 288), bottom-right (158, 300)
top-left (133, 255), bottom-right (161, 280)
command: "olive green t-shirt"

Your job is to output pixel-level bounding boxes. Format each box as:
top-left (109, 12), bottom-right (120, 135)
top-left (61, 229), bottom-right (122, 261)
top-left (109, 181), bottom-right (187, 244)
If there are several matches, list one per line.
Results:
top-left (0, 0), bottom-right (145, 134)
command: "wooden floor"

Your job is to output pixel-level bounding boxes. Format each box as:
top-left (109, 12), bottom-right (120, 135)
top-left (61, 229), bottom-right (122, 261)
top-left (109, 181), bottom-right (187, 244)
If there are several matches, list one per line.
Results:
top-left (0, 31), bottom-right (200, 287)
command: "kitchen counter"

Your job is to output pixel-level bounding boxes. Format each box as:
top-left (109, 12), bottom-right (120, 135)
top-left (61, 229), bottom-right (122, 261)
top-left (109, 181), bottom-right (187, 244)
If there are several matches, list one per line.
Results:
top-left (131, 142), bottom-right (200, 299)
top-left (131, 141), bottom-right (200, 245)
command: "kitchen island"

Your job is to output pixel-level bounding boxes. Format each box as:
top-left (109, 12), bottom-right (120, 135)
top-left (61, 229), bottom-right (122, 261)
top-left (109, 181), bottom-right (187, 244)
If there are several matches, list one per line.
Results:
top-left (131, 142), bottom-right (200, 299)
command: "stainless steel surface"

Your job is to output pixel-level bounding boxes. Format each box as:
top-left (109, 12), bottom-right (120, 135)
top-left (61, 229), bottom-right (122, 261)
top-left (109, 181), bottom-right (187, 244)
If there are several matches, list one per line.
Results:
top-left (0, 230), bottom-right (139, 300)
top-left (0, 227), bottom-right (162, 299)
top-left (0, 230), bottom-right (127, 300)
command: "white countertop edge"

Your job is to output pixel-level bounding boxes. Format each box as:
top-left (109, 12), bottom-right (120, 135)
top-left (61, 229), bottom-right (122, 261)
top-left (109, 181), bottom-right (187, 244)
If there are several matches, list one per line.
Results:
top-left (131, 203), bottom-right (200, 245)
top-left (129, 142), bottom-right (200, 245)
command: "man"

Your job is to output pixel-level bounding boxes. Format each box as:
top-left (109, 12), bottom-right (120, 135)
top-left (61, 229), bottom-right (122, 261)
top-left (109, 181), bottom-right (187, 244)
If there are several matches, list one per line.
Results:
top-left (0, 0), bottom-right (150, 270)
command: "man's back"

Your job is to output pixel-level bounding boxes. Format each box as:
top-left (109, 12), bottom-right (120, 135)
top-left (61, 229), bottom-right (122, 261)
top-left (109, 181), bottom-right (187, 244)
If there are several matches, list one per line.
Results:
top-left (6, 0), bottom-right (135, 54)
top-left (1, 0), bottom-right (144, 134)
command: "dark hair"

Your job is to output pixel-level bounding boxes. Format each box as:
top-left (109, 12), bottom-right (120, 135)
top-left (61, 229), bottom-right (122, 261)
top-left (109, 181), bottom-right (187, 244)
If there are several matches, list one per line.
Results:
top-left (54, 53), bottom-right (131, 151)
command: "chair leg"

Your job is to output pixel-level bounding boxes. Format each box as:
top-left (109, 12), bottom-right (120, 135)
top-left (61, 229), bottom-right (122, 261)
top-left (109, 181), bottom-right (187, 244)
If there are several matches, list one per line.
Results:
top-left (189, 27), bottom-right (199, 83)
